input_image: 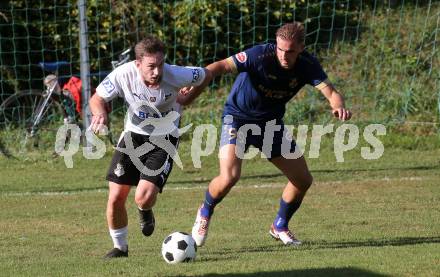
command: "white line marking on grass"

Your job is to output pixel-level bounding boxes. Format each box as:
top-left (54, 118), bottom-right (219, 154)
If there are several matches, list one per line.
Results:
top-left (1, 176), bottom-right (431, 197)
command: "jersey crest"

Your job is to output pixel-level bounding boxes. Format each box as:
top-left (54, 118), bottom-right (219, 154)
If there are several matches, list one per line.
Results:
top-left (235, 52), bottom-right (247, 63)
top-left (114, 163), bottom-right (125, 177)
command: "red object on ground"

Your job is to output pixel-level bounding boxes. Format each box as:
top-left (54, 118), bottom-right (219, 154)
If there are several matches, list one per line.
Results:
top-left (62, 76), bottom-right (82, 114)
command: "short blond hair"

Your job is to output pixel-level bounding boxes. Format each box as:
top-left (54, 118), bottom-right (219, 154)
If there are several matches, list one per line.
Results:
top-left (276, 22), bottom-right (305, 44)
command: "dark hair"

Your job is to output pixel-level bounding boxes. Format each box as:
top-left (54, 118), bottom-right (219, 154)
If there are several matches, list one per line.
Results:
top-left (134, 35), bottom-right (166, 60)
top-left (276, 22), bottom-right (305, 44)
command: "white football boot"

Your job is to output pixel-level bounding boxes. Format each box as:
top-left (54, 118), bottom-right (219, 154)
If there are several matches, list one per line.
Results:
top-left (192, 205), bottom-right (211, 247)
top-left (269, 224), bottom-right (302, 246)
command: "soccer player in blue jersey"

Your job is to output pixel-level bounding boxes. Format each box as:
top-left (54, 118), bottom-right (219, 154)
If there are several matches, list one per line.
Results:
top-left (185, 22), bottom-right (352, 246)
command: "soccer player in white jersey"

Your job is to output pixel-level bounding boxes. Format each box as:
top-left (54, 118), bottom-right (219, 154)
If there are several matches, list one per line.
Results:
top-left (89, 35), bottom-right (210, 258)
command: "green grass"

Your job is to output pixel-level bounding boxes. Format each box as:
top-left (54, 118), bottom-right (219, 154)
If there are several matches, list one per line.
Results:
top-left (0, 3), bottom-right (438, 275)
top-left (0, 132), bottom-right (439, 276)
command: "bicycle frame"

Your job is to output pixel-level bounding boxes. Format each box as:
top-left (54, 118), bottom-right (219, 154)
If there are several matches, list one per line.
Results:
top-left (28, 48), bottom-right (132, 137)
top-left (111, 48), bottom-right (131, 69)
top-left (28, 75), bottom-right (60, 137)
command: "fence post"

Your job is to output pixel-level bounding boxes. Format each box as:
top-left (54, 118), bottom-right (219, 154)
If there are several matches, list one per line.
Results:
top-left (78, 0), bottom-right (91, 148)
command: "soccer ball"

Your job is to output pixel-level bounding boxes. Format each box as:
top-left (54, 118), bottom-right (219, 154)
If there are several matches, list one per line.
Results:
top-left (161, 232), bottom-right (197, 264)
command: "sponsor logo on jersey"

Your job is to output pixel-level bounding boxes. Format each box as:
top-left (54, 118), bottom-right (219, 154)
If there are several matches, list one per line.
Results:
top-left (138, 109), bottom-right (172, 119)
top-left (235, 52), bottom-right (247, 63)
top-left (102, 77), bottom-right (115, 93)
top-left (138, 111), bottom-right (147, 119)
top-left (114, 163), bottom-right (125, 177)
top-left (191, 68), bottom-right (200, 83)
top-left (150, 96), bottom-right (156, 102)
top-left (258, 84), bottom-right (292, 99)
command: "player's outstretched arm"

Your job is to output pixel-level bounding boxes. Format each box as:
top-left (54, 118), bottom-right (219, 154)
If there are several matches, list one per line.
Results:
top-left (178, 68), bottom-right (212, 106)
top-left (89, 94), bottom-right (109, 133)
top-left (178, 58), bottom-right (234, 105)
top-left (319, 84), bottom-right (352, 121)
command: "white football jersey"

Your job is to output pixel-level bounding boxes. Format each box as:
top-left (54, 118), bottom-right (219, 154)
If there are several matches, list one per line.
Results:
top-left (96, 61), bottom-right (205, 136)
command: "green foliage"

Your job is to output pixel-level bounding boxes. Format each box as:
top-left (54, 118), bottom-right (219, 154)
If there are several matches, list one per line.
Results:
top-left (0, 1), bottom-right (438, 130)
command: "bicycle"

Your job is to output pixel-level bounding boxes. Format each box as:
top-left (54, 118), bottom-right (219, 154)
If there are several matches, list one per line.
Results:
top-left (0, 48), bottom-right (131, 153)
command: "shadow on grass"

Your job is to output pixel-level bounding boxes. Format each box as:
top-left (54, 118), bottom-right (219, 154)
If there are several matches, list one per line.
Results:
top-left (169, 163), bottom-right (439, 185)
top-left (19, 186), bottom-right (108, 195)
top-left (171, 267), bottom-right (388, 277)
top-left (207, 236), bottom-right (440, 256)
top-left (307, 236), bottom-right (440, 249)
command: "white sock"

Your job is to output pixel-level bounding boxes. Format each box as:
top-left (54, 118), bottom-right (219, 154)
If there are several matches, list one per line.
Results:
top-left (109, 226), bottom-right (128, 252)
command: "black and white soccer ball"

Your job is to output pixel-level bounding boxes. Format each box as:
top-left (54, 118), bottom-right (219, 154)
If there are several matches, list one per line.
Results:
top-left (161, 232), bottom-right (197, 264)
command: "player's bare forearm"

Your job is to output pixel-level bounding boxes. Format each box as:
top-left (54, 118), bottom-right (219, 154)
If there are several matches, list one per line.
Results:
top-left (179, 58), bottom-right (233, 105)
top-left (206, 58), bottom-right (234, 77)
top-left (328, 90), bottom-right (345, 110)
top-left (320, 85), bottom-right (352, 121)
top-left (89, 94), bottom-right (109, 132)
top-left (89, 94), bottom-right (107, 115)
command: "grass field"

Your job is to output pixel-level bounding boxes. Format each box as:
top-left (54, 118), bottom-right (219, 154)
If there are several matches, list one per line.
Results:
top-left (0, 133), bottom-right (439, 276)
top-left (0, 2), bottom-right (438, 276)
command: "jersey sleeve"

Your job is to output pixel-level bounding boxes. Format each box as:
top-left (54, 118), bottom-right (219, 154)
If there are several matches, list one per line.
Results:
top-left (165, 64), bottom-right (206, 88)
top-left (304, 55), bottom-right (331, 90)
top-left (226, 45), bottom-right (262, 74)
top-left (96, 69), bottom-right (123, 102)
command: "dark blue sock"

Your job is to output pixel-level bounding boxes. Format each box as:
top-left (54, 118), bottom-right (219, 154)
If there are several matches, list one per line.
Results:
top-left (273, 198), bottom-right (302, 230)
top-left (200, 190), bottom-right (221, 218)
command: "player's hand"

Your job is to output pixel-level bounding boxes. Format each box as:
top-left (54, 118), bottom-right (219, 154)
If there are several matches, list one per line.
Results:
top-left (90, 113), bottom-right (108, 133)
top-left (179, 86), bottom-right (194, 96)
top-left (332, 108), bottom-right (352, 121)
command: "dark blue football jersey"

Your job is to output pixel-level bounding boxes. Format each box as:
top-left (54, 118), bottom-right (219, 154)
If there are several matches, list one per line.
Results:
top-left (223, 43), bottom-right (330, 121)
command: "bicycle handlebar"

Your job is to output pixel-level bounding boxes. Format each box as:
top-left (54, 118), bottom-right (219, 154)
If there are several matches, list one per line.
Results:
top-left (112, 48), bottom-right (132, 69)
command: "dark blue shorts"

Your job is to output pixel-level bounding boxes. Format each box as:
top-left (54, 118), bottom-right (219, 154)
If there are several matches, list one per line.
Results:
top-left (219, 115), bottom-right (297, 159)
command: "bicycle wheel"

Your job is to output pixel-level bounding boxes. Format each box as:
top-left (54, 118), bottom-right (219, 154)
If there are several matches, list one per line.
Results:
top-left (0, 90), bottom-right (66, 153)
top-left (0, 89), bottom-right (64, 128)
